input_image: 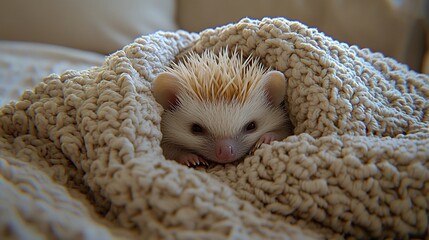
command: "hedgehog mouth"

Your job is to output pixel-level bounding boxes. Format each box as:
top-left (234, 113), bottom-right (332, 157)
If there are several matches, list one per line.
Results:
top-left (175, 141), bottom-right (252, 165)
top-left (193, 150), bottom-right (249, 165)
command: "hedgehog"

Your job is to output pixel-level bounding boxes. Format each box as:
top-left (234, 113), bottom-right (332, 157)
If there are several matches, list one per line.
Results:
top-left (152, 48), bottom-right (292, 166)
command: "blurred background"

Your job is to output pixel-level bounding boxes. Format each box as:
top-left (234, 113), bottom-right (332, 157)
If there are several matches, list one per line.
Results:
top-left (0, 0), bottom-right (428, 104)
top-left (1, 0), bottom-right (428, 72)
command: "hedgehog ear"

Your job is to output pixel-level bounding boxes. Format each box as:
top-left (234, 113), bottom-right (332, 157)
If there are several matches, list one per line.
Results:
top-left (152, 72), bottom-right (181, 110)
top-left (262, 71), bottom-right (286, 106)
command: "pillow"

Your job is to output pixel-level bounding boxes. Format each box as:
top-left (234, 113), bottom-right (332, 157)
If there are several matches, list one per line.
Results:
top-left (0, 0), bottom-right (177, 54)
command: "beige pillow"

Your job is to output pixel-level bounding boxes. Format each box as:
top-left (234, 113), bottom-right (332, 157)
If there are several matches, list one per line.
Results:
top-left (0, 0), bottom-right (177, 54)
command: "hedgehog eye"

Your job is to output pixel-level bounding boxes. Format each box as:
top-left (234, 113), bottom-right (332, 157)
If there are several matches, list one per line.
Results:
top-left (244, 121), bottom-right (257, 132)
top-left (191, 123), bottom-right (205, 135)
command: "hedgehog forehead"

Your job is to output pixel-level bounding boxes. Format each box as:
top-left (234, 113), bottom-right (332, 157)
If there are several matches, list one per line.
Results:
top-left (178, 75), bottom-right (264, 103)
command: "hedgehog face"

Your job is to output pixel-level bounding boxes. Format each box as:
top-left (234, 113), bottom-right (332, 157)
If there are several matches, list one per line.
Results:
top-left (160, 93), bottom-right (287, 163)
top-left (152, 48), bottom-right (290, 164)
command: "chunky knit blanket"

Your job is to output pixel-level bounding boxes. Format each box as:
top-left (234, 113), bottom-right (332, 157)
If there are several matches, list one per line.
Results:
top-left (1, 18), bottom-right (428, 240)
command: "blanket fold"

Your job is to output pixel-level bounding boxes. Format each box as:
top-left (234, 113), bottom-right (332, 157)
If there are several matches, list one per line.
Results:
top-left (0, 18), bottom-right (428, 239)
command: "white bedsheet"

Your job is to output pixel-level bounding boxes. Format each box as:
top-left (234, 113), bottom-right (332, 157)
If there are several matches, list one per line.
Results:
top-left (0, 41), bottom-right (105, 106)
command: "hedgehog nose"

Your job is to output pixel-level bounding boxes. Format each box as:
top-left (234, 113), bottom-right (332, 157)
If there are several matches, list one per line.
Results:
top-left (215, 139), bottom-right (236, 162)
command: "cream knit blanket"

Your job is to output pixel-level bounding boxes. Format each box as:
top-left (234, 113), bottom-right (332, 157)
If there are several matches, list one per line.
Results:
top-left (1, 18), bottom-right (428, 239)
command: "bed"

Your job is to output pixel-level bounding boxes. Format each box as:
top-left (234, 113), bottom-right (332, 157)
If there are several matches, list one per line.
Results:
top-left (1, 17), bottom-right (428, 239)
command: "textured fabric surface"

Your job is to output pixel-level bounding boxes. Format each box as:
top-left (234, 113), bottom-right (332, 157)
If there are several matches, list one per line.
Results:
top-left (178, 0), bottom-right (429, 72)
top-left (0, 41), bottom-right (105, 106)
top-left (0, 18), bottom-right (428, 239)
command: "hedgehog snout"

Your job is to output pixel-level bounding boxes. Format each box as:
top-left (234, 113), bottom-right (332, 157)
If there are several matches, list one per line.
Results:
top-left (214, 139), bottom-right (238, 163)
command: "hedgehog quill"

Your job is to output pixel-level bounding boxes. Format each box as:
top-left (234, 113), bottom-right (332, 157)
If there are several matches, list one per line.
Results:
top-left (152, 49), bottom-right (292, 166)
